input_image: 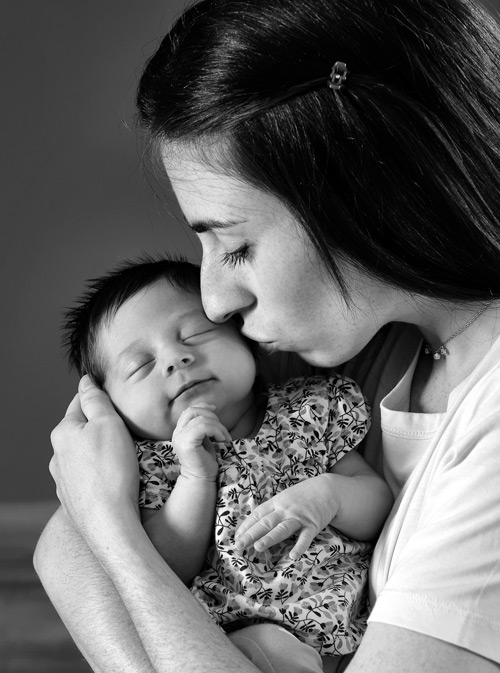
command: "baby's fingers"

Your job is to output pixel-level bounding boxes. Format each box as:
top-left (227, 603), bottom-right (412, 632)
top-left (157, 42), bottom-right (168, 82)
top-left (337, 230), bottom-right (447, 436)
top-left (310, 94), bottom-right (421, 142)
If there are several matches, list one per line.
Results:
top-left (235, 501), bottom-right (274, 542)
top-left (176, 407), bottom-right (232, 444)
top-left (288, 526), bottom-right (317, 560)
top-left (236, 514), bottom-right (300, 552)
top-left (175, 404), bottom-right (217, 428)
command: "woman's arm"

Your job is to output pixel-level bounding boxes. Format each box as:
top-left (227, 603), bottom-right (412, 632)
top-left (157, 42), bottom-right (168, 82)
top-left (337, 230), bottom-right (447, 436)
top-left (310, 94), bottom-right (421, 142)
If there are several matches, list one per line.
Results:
top-left (45, 376), bottom-right (259, 673)
top-left (34, 507), bottom-right (156, 673)
top-left (35, 512), bottom-right (496, 673)
top-left (86, 500), bottom-right (260, 673)
top-left (346, 623), bottom-right (499, 673)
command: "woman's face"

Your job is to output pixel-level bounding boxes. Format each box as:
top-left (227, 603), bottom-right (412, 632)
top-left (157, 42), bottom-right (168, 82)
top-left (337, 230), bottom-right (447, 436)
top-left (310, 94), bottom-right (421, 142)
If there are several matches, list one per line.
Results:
top-left (164, 148), bottom-right (407, 367)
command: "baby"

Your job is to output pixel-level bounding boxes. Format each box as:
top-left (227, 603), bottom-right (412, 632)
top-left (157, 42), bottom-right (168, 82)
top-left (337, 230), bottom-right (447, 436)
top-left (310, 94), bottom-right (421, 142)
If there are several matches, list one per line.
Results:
top-left (63, 255), bottom-right (393, 672)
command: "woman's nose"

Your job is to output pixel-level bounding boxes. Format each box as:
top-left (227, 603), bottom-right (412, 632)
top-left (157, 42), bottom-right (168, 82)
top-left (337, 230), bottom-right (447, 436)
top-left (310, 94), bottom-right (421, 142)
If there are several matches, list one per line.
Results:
top-left (200, 262), bottom-right (254, 323)
top-left (162, 353), bottom-right (194, 377)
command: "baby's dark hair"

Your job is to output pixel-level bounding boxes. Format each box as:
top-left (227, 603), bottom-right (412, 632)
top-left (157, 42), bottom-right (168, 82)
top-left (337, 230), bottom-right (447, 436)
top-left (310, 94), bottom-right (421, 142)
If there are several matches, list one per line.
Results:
top-left (63, 255), bottom-right (200, 387)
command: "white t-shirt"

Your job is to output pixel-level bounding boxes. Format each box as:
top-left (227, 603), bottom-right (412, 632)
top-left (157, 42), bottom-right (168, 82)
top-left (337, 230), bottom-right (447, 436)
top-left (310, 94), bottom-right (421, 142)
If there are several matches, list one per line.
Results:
top-left (343, 323), bottom-right (500, 663)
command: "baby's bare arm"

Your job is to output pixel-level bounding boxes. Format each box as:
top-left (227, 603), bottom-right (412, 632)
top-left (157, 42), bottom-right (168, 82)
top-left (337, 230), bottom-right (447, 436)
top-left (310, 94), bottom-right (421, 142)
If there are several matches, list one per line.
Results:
top-left (235, 451), bottom-right (393, 558)
top-left (141, 473), bottom-right (217, 585)
top-left (141, 405), bottom-right (229, 584)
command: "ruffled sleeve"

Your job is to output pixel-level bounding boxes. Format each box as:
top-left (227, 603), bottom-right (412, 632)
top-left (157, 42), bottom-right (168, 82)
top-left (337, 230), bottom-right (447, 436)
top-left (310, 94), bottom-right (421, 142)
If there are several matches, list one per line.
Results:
top-left (322, 373), bottom-right (371, 469)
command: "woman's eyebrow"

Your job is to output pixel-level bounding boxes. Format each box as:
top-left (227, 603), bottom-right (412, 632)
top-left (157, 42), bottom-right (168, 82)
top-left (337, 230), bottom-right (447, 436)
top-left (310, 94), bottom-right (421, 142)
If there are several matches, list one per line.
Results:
top-left (187, 218), bottom-right (246, 233)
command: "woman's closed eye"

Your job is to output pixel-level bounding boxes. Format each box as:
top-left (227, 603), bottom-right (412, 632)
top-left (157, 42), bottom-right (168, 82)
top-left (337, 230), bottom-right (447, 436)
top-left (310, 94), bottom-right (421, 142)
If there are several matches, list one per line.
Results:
top-left (220, 243), bottom-right (250, 268)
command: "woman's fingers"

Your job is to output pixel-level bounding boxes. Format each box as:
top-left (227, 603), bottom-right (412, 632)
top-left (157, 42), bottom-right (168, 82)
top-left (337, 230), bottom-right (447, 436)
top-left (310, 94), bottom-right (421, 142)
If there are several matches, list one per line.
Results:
top-left (49, 376), bottom-right (140, 536)
top-left (51, 377), bottom-right (123, 447)
top-left (78, 375), bottom-right (118, 420)
top-left (63, 393), bottom-right (86, 422)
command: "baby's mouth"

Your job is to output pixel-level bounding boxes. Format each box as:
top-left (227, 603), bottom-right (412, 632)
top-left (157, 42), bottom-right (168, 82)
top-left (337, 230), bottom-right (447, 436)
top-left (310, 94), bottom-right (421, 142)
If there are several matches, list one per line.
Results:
top-left (170, 378), bottom-right (214, 403)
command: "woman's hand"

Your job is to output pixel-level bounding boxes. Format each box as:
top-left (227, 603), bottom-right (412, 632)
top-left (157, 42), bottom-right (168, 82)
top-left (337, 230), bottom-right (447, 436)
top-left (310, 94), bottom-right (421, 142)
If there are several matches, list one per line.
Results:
top-left (234, 475), bottom-right (339, 560)
top-left (49, 375), bottom-right (140, 540)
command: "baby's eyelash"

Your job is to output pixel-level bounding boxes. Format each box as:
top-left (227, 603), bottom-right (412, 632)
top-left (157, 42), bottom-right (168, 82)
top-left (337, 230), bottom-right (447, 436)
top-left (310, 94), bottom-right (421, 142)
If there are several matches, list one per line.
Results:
top-left (129, 359), bottom-right (154, 377)
top-left (220, 244), bottom-right (250, 268)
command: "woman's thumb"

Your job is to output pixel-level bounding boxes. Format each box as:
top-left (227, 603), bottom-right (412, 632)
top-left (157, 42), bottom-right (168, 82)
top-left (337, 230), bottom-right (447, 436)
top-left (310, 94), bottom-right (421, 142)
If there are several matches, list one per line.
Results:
top-left (79, 375), bottom-right (116, 419)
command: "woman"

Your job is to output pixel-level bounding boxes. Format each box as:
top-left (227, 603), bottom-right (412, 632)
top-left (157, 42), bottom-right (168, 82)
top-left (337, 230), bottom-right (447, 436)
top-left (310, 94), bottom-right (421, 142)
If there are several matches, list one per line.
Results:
top-left (35, 0), bottom-right (500, 671)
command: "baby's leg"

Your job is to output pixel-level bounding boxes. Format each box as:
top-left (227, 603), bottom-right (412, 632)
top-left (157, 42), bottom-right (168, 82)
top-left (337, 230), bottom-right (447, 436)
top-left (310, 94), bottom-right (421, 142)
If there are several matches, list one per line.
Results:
top-left (228, 623), bottom-right (329, 673)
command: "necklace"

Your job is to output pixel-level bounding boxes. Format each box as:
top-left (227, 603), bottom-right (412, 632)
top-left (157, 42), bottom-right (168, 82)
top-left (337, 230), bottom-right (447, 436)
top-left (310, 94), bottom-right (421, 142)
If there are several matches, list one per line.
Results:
top-left (424, 302), bottom-right (491, 360)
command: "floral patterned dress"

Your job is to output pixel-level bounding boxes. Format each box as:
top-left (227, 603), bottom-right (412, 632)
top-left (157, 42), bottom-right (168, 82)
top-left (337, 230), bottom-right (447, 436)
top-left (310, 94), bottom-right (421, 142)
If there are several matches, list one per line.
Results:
top-left (136, 374), bottom-right (372, 656)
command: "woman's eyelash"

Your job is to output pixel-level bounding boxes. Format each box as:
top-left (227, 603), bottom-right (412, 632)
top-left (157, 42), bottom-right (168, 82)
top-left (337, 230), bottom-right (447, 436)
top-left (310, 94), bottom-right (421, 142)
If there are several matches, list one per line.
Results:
top-left (220, 244), bottom-right (250, 267)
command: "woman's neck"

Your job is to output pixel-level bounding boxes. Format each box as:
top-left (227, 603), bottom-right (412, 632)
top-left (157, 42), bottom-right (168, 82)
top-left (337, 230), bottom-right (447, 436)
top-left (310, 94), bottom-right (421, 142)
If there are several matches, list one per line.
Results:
top-left (409, 300), bottom-right (500, 413)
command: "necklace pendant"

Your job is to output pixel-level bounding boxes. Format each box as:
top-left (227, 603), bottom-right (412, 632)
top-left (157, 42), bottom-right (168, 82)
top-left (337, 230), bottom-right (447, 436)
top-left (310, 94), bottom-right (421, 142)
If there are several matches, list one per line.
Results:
top-left (422, 302), bottom-right (490, 361)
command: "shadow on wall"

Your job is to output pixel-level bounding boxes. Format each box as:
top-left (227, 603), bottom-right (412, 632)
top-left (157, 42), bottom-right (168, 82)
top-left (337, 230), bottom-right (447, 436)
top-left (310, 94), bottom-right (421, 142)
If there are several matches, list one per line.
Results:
top-left (1, 0), bottom-right (500, 504)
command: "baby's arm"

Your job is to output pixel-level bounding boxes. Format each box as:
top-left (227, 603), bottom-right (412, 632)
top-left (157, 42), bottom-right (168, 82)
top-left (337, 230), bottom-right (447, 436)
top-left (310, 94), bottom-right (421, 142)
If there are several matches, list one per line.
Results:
top-left (141, 404), bottom-right (230, 585)
top-left (235, 451), bottom-right (393, 559)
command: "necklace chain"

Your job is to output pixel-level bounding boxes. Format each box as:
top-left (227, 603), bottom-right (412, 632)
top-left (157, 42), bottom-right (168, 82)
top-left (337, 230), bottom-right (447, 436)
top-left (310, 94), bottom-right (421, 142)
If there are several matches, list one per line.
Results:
top-left (424, 302), bottom-right (491, 360)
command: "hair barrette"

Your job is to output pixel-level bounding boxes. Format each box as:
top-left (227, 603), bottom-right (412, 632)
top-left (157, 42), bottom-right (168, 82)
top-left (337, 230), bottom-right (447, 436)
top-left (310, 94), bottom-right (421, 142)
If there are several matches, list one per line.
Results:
top-left (328, 61), bottom-right (348, 91)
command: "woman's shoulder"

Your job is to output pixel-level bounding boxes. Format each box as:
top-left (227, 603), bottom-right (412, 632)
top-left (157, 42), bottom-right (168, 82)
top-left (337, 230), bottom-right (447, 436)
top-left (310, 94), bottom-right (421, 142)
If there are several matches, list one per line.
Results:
top-left (448, 330), bottom-right (500, 426)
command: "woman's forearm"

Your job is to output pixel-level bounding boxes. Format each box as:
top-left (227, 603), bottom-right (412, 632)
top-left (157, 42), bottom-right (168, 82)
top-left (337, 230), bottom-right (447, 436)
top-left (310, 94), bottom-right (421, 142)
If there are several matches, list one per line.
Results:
top-left (34, 507), bottom-right (156, 673)
top-left (142, 474), bottom-right (217, 584)
top-left (86, 502), bottom-right (259, 673)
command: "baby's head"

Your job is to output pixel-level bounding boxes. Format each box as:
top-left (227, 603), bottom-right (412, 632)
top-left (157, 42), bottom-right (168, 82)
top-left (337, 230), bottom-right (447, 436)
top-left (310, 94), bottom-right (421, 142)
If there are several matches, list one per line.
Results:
top-left (64, 256), bottom-right (256, 440)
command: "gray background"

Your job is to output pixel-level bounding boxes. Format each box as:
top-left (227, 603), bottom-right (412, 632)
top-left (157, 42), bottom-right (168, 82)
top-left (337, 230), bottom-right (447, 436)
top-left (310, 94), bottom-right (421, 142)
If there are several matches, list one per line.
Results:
top-left (2, 0), bottom-right (499, 503)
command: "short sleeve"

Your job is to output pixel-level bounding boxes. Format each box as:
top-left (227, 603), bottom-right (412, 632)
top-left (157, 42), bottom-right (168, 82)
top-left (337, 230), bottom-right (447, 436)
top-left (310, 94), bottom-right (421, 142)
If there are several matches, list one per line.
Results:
top-left (369, 409), bottom-right (500, 663)
top-left (135, 440), bottom-right (181, 509)
top-left (284, 374), bottom-right (370, 470)
top-left (318, 374), bottom-right (370, 471)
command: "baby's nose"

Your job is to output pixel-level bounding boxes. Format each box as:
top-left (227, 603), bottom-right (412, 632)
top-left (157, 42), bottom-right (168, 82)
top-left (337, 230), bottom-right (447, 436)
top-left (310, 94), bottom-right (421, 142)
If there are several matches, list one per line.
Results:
top-left (164, 355), bottom-right (194, 376)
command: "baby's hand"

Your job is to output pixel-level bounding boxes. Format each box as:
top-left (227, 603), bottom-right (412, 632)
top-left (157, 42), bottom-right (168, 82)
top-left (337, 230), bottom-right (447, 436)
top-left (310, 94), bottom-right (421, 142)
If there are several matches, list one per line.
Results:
top-left (172, 404), bottom-right (231, 481)
top-left (234, 475), bottom-right (339, 560)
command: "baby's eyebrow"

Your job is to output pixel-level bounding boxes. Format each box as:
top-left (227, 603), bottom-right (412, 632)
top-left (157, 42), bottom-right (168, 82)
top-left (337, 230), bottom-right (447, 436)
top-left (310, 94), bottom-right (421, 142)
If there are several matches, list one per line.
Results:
top-left (187, 218), bottom-right (246, 234)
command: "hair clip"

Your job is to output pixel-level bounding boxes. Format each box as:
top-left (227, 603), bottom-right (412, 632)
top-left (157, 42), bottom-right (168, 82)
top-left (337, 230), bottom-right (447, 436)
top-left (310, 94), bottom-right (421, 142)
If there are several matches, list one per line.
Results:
top-left (328, 61), bottom-right (348, 91)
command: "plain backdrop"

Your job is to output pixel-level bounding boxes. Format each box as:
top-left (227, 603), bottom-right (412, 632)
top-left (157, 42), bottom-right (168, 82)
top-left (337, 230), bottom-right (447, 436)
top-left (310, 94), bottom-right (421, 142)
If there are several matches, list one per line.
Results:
top-left (1, 0), bottom-right (191, 502)
top-left (2, 0), bottom-right (500, 503)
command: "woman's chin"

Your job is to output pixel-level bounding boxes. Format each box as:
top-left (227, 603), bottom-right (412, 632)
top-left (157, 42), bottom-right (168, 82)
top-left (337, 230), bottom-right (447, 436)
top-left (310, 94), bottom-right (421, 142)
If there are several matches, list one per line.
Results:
top-left (296, 348), bottom-right (344, 369)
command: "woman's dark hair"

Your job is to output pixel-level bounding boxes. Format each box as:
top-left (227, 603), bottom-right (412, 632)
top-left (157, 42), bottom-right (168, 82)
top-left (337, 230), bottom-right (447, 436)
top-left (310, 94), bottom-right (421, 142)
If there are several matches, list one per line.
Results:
top-left (63, 255), bottom-right (200, 387)
top-left (136, 0), bottom-right (500, 301)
